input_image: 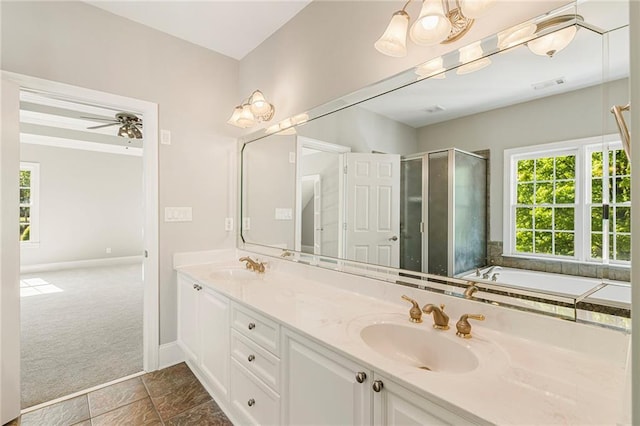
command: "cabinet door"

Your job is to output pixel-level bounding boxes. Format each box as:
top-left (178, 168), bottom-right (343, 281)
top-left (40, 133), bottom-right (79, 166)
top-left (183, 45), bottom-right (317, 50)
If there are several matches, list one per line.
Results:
top-left (373, 375), bottom-right (478, 426)
top-left (199, 287), bottom-right (230, 400)
top-left (283, 331), bottom-right (371, 425)
top-left (177, 274), bottom-right (200, 362)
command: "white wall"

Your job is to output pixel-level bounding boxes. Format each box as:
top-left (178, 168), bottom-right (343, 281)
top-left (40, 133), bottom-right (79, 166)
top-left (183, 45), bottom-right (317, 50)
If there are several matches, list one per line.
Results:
top-left (1, 1), bottom-right (239, 344)
top-left (19, 144), bottom-right (143, 266)
top-left (417, 78), bottom-right (629, 241)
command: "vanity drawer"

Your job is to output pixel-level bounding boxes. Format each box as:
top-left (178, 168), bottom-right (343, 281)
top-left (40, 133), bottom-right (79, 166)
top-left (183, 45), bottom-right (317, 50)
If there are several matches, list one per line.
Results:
top-left (231, 303), bottom-right (280, 355)
top-left (231, 329), bottom-right (280, 391)
top-left (230, 358), bottom-right (280, 426)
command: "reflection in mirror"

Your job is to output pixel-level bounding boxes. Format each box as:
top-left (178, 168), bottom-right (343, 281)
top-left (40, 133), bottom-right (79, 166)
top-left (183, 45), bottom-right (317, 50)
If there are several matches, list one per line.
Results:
top-left (240, 1), bottom-right (630, 327)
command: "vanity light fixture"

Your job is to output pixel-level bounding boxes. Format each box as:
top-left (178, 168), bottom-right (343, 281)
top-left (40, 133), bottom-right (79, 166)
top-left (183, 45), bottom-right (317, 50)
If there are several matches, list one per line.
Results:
top-left (227, 90), bottom-right (275, 128)
top-left (527, 15), bottom-right (583, 58)
top-left (265, 113), bottom-right (309, 135)
top-left (456, 41), bottom-right (491, 75)
top-left (375, 0), bottom-right (495, 57)
top-left (415, 56), bottom-right (446, 79)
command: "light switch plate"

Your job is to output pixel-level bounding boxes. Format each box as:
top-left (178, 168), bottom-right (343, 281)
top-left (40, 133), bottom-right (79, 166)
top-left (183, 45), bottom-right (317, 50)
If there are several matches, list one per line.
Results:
top-left (275, 208), bottom-right (293, 220)
top-left (225, 217), bottom-right (233, 231)
top-left (161, 129), bottom-right (171, 145)
top-left (289, 152), bottom-right (296, 163)
top-left (164, 207), bottom-right (192, 222)
top-left (243, 217), bottom-right (251, 230)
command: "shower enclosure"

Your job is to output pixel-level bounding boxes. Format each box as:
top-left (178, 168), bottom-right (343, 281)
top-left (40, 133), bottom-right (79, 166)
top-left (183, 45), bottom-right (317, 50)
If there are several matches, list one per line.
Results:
top-left (401, 148), bottom-right (487, 277)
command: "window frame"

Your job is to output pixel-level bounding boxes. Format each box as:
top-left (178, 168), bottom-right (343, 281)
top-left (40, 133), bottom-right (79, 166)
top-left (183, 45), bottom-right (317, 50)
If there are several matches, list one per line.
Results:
top-left (19, 162), bottom-right (40, 247)
top-left (503, 135), bottom-right (626, 265)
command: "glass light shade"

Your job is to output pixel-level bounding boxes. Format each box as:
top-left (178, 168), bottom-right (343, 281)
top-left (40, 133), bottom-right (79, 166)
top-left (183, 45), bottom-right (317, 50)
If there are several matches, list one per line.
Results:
top-left (227, 106), bottom-right (243, 126)
top-left (527, 26), bottom-right (577, 57)
top-left (457, 41), bottom-right (491, 75)
top-left (415, 56), bottom-right (446, 79)
top-left (410, 0), bottom-right (452, 46)
top-left (460, 0), bottom-right (495, 18)
top-left (292, 113), bottom-right (309, 125)
top-left (118, 125), bottom-right (128, 138)
top-left (249, 90), bottom-right (272, 116)
top-left (374, 10), bottom-right (409, 57)
top-left (497, 22), bottom-right (537, 50)
top-left (236, 104), bottom-right (256, 128)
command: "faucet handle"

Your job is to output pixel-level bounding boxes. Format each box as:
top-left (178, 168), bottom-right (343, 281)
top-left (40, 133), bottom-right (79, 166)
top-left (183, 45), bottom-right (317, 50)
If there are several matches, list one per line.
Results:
top-left (456, 314), bottom-right (485, 339)
top-left (401, 295), bottom-right (422, 323)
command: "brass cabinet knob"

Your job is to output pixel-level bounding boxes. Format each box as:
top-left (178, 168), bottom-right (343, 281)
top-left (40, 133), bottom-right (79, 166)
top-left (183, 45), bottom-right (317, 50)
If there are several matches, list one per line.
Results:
top-left (372, 380), bottom-right (384, 392)
top-left (355, 371), bottom-right (367, 383)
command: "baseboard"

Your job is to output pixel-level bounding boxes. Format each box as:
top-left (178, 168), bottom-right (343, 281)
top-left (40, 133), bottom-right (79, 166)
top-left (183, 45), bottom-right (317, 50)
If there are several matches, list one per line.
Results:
top-left (20, 255), bottom-right (143, 274)
top-left (158, 341), bottom-right (185, 370)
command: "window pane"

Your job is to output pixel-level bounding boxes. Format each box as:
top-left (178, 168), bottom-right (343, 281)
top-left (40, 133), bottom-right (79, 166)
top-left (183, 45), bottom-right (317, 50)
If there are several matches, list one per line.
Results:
top-left (591, 179), bottom-right (602, 203)
top-left (555, 155), bottom-right (575, 179)
top-left (535, 182), bottom-right (554, 204)
top-left (615, 206), bottom-right (631, 233)
top-left (20, 224), bottom-right (30, 241)
top-left (591, 233), bottom-right (602, 259)
top-left (555, 232), bottom-right (574, 256)
top-left (555, 208), bottom-right (574, 231)
top-left (20, 188), bottom-right (31, 204)
top-left (609, 151), bottom-right (614, 175)
top-left (591, 151), bottom-right (603, 177)
top-left (535, 232), bottom-right (553, 254)
top-left (615, 149), bottom-right (630, 175)
top-left (19, 170), bottom-right (31, 187)
top-left (591, 206), bottom-right (603, 232)
top-left (554, 181), bottom-right (575, 203)
top-left (616, 234), bottom-right (631, 261)
top-left (609, 233), bottom-right (614, 260)
top-left (615, 176), bottom-right (631, 203)
top-left (517, 159), bottom-right (534, 182)
top-left (535, 157), bottom-right (554, 181)
top-left (20, 207), bottom-right (30, 222)
top-left (516, 231), bottom-right (533, 253)
top-left (516, 207), bottom-right (533, 229)
top-left (534, 207), bottom-right (552, 229)
top-left (517, 183), bottom-right (534, 204)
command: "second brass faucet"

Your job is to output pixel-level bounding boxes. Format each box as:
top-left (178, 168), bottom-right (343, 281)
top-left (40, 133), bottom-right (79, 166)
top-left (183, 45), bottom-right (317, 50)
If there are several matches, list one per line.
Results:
top-left (422, 303), bottom-right (449, 330)
top-left (239, 256), bottom-right (266, 273)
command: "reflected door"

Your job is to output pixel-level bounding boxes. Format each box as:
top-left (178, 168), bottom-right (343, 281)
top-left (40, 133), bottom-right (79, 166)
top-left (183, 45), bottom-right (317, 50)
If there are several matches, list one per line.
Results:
top-left (344, 153), bottom-right (400, 267)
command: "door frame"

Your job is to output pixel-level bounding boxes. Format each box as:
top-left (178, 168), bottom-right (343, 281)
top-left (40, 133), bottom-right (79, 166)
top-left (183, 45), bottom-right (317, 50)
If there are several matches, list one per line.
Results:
top-left (1, 71), bottom-right (160, 392)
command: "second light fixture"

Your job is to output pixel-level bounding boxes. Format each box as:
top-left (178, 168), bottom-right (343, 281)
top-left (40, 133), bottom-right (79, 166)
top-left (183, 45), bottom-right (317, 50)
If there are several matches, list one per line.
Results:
top-left (227, 90), bottom-right (275, 128)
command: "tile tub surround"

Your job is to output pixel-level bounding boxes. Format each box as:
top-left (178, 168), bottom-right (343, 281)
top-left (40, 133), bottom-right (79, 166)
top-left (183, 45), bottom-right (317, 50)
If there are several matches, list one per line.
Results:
top-left (11, 363), bottom-right (232, 426)
top-left (176, 251), bottom-right (630, 425)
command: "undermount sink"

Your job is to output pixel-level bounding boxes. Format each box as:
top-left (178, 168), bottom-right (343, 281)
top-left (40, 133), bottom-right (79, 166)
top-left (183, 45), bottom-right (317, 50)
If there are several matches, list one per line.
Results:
top-left (209, 268), bottom-right (262, 281)
top-left (360, 323), bottom-right (479, 374)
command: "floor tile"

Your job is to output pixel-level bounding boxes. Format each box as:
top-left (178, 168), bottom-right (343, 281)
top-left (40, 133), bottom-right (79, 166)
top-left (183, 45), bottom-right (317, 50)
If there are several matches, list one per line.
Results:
top-left (20, 395), bottom-right (90, 426)
top-left (88, 376), bottom-right (148, 417)
top-left (166, 400), bottom-right (232, 426)
top-left (142, 362), bottom-right (195, 398)
top-left (150, 378), bottom-right (212, 420)
top-left (70, 421), bottom-right (92, 426)
top-left (90, 397), bottom-right (161, 426)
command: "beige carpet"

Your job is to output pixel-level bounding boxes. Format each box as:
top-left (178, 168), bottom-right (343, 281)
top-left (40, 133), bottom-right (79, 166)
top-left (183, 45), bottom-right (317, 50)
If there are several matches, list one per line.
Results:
top-left (20, 263), bottom-right (143, 408)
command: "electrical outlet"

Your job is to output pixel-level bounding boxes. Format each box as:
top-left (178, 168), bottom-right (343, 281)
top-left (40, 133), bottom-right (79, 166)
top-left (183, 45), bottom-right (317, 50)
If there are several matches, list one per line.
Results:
top-left (161, 129), bottom-right (171, 145)
top-left (225, 217), bottom-right (233, 231)
top-left (106, 247), bottom-right (111, 254)
top-left (289, 152), bottom-right (296, 163)
top-left (243, 217), bottom-right (251, 230)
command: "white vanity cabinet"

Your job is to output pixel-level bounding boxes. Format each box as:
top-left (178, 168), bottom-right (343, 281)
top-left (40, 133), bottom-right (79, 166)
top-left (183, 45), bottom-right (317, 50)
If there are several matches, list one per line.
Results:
top-left (282, 329), bottom-right (373, 425)
top-left (176, 273), bottom-right (230, 400)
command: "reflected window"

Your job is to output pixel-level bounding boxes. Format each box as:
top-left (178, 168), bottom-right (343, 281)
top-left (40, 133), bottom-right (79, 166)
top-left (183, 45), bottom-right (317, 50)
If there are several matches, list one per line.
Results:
top-left (19, 162), bottom-right (40, 245)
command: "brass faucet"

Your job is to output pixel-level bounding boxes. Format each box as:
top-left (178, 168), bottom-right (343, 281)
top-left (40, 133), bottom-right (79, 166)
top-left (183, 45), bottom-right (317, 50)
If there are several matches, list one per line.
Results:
top-left (463, 283), bottom-right (479, 298)
top-left (455, 314), bottom-right (485, 338)
top-left (280, 250), bottom-right (293, 258)
top-left (422, 304), bottom-right (449, 330)
top-left (239, 256), bottom-right (266, 273)
top-left (401, 295), bottom-right (422, 323)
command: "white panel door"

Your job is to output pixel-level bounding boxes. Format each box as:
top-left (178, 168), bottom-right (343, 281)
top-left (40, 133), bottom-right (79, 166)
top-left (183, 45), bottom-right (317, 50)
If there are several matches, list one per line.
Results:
top-left (312, 176), bottom-right (322, 254)
top-left (199, 287), bottom-right (230, 401)
top-left (176, 275), bottom-right (200, 363)
top-left (345, 153), bottom-right (400, 267)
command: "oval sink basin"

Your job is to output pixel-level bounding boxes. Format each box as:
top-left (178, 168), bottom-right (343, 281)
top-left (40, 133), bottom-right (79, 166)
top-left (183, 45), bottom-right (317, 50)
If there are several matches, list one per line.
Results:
top-left (209, 268), bottom-right (261, 281)
top-left (360, 323), bottom-right (478, 374)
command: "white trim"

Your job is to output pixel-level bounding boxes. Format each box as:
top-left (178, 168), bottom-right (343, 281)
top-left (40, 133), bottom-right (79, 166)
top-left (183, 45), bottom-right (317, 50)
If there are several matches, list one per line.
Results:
top-left (19, 255), bottom-right (142, 274)
top-left (21, 133), bottom-right (143, 157)
top-left (158, 341), bottom-right (186, 369)
top-left (2, 71), bottom-right (160, 375)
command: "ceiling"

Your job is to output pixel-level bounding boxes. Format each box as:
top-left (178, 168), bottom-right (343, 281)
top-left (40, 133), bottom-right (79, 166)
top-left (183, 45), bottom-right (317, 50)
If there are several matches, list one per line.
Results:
top-left (85, 0), bottom-right (312, 60)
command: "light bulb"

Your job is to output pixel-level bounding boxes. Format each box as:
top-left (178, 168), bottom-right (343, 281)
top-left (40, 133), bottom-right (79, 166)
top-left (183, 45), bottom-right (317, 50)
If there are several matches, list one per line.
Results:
top-left (415, 56), bottom-right (446, 79)
top-left (249, 90), bottom-right (271, 116)
top-left (410, 0), bottom-right (452, 46)
top-left (527, 26), bottom-right (577, 58)
top-left (374, 10), bottom-right (410, 57)
top-left (457, 41), bottom-right (491, 75)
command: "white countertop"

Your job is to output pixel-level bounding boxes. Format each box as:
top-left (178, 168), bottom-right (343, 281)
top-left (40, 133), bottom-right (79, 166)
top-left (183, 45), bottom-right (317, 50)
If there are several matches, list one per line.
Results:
top-left (176, 260), bottom-right (629, 425)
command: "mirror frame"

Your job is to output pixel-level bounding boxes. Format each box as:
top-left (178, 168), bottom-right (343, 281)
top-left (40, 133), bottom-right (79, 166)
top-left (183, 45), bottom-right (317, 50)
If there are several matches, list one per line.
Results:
top-left (237, 3), bottom-right (630, 329)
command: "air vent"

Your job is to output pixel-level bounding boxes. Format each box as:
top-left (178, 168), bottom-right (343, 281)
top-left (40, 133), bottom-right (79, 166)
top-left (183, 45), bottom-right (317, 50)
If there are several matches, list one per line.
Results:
top-left (424, 104), bottom-right (446, 113)
top-left (532, 77), bottom-right (566, 91)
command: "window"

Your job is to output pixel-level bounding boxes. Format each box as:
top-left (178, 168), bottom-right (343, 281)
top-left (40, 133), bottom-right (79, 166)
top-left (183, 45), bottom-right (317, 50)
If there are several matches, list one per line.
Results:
top-left (505, 137), bottom-right (630, 265)
top-left (20, 162), bottom-right (39, 244)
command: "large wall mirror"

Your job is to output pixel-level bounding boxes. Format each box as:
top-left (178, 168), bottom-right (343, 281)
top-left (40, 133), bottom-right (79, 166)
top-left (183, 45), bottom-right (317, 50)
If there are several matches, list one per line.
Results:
top-left (240, 1), bottom-right (630, 327)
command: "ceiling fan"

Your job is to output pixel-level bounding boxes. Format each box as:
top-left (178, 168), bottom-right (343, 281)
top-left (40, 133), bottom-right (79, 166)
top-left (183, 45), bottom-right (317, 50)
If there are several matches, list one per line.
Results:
top-left (84, 112), bottom-right (143, 139)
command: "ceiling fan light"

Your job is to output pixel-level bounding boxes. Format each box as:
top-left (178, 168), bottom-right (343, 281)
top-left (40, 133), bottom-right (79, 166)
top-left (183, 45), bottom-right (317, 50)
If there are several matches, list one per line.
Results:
top-left (130, 125), bottom-right (143, 139)
top-left (410, 0), bottom-right (452, 46)
top-left (459, 0), bottom-right (495, 18)
top-left (374, 10), bottom-right (410, 57)
top-left (415, 56), bottom-right (446, 79)
top-left (527, 25), bottom-right (577, 58)
top-left (118, 125), bottom-right (128, 138)
top-left (457, 41), bottom-right (491, 75)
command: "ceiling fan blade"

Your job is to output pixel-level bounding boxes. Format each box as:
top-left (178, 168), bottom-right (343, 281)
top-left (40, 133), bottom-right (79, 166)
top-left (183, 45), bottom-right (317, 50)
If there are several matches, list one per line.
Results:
top-left (87, 122), bottom-right (119, 130)
top-left (80, 116), bottom-right (118, 122)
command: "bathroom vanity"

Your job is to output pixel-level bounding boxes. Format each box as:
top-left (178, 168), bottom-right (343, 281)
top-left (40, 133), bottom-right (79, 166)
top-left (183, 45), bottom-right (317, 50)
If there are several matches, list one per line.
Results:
top-left (175, 255), bottom-right (629, 425)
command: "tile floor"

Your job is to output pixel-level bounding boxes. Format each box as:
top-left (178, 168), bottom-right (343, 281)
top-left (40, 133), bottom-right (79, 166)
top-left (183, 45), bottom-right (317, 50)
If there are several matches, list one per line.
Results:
top-left (7, 363), bottom-right (233, 426)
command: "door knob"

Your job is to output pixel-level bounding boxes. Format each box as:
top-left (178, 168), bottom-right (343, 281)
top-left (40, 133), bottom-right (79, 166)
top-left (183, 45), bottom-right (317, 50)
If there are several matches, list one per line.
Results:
top-left (248, 322), bottom-right (256, 330)
top-left (388, 235), bottom-right (398, 241)
top-left (247, 398), bottom-right (255, 407)
top-left (248, 354), bottom-right (255, 362)
top-left (372, 380), bottom-right (384, 392)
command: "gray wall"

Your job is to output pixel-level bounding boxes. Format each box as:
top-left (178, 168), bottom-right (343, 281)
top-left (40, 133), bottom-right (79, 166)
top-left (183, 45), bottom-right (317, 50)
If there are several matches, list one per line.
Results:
top-left (417, 78), bottom-right (629, 241)
top-left (20, 144), bottom-right (143, 266)
top-left (1, 1), bottom-right (239, 344)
